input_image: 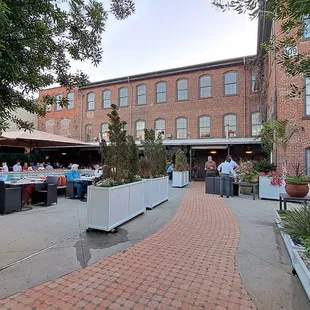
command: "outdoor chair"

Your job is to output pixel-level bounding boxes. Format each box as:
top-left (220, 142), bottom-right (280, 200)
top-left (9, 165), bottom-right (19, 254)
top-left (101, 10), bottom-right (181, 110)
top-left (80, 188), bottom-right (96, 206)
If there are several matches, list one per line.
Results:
top-left (0, 181), bottom-right (22, 214)
top-left (65, 181), bottom-right (77, 199)
top-left (32, 176), bottom-right (59, 206)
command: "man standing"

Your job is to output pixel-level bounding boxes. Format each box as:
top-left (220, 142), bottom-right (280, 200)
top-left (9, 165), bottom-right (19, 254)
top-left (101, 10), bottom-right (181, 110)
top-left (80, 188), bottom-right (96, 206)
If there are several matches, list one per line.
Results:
top-left (204, 156), bottom-right (217, 177)
top-left (217, 157), bottom-right (234, 198)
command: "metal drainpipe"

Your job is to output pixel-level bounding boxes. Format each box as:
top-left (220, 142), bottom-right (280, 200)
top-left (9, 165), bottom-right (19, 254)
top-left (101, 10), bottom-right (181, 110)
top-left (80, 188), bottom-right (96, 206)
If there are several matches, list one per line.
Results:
top-left (128, 76), bottom-right (133, 135)
top-left (78, 88), bottom-right (83, 141)
top-left (243, 57), bottom-right (246, 138)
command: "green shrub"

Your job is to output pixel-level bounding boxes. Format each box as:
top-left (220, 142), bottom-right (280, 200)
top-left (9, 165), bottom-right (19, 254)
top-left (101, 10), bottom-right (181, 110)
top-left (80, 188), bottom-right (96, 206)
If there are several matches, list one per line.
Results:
top-left (253, 159), bottom-right (276, 173)
top-left (174, 149), bottom-right (188, 171)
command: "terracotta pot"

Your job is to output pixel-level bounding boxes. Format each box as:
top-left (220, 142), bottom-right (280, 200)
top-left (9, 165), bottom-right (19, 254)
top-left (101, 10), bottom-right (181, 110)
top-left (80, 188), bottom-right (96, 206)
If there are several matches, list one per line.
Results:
top-left (285, 183), bottom-right (309, 198)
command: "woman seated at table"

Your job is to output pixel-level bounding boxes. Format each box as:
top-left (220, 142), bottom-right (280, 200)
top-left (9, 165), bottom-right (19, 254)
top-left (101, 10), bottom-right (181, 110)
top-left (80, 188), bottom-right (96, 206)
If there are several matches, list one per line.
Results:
top-left (67, 164), bottom-right (87, 201)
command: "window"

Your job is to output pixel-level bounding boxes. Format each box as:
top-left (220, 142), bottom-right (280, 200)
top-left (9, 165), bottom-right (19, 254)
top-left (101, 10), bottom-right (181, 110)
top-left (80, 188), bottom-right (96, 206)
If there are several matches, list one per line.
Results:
top-left (101, 123), bottom-right (109, 141)
top-left (87, 93), bottom-right (95, 111)
top-left (102, 90), bottom-right (111, 109)
top-left (136, 120), bottom-right (145, 140)
top-left (119, 87), bottom-right (128, 107)
top-left (199, 75), bottom-right (212, 98)
top-left (137, 84), bottom-right (147, 105)
top-left (176, 117), bottom-right (188, 139)
top-left (55, 94), bottom-right (62, 111)
top-left (251, 112), bottom-right (262, 136)
top-left (304, 16), bottom-right (310, 39)
top-left (67, 92), bottom-right (74, 109)
top-left (85, 124), bottom-right (92, 142)
top-left (251, 73), bottom-right (258, 93)
top-left (224, 71), bottom-right (238, 95)
top-left (176, 78), bottom-right (188, 101)
top-left (155, 119), bottom-right (166, 138)
top-left (156, 82), bottom-right (167, 103)
top-left (198, 116), bottom-right (211, 138)
top-left (224, 114), bottom-right (237, 137)
top-left (306, 77), bottom-right (310, 115)
top-left (306, 148), bottom-right (310, 176)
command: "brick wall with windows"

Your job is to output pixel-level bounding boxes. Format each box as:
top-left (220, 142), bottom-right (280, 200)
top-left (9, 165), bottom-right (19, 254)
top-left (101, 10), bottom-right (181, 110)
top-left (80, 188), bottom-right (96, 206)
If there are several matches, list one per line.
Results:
top-left (38, 57), bottom-right (261, 143)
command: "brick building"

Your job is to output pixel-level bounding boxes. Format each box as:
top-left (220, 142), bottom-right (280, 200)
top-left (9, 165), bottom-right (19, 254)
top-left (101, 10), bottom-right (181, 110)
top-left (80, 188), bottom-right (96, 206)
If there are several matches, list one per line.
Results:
top-left (258, 13), bottom-right (310, 175)
top-left (38, 57), bottom-right (264, 177)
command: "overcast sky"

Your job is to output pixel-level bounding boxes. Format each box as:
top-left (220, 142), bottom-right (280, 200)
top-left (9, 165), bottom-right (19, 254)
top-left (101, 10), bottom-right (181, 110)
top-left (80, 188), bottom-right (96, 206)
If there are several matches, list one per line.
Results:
top-left (70, 0), bottom-right (258, 82)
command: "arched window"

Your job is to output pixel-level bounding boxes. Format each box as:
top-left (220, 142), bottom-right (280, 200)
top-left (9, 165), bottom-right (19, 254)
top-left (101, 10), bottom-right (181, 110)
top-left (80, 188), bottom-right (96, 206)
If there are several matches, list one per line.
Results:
top-left (87, 93), bottom-right (95, 111)
top-left (198, 116), bottom-right (211, 138)
top-left (156, 82), bottom-right (167, 103)
top-left (101, 123), bottom-right (109, 141)
top-left (199, 75), bottom-right (212, 98)
top-left (135, 120), bottom-right (145, 140)
top-left (155, 119), bottom-right (166, 138)
top-left (137, 84), bottom-right (147, 105)
top-left (67, 92), bottom-right (74, 109)
top-left (102, 90), bottom-right (111, 109)
top-left (85, 124), bottom-right (92, 142)
top-left (251, 112), bottom-right (262, 136)
top-left (175, 117), bottom-right (188, 139)
top-left (176, 78), bottom-right (188, 101)
top-left (119, 87), bottom-right (128, 107)
top-left (223, 114), bottom-right (238, 137)
top-left (55, 94), bottom-right (62, 111)
top-left (224, 71), bottom-right (238, 95)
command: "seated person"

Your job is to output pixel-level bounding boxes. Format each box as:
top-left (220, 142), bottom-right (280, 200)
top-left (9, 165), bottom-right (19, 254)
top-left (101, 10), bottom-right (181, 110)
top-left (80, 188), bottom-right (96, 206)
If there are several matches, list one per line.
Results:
top-left (67, 164), bottom-right (87, 201)
top-left (93, 164), bottom-right (103, 178)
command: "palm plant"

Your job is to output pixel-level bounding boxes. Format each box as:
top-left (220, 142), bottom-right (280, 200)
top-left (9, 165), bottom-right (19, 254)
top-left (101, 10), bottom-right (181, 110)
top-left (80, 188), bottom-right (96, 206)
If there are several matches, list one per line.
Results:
top-left (258, 120), bottom-right (304, 177)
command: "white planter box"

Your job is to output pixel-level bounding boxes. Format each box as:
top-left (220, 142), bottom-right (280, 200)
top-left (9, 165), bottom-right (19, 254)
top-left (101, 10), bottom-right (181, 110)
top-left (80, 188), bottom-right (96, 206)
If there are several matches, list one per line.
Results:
top-left (172, 170), bottom-right (189, 188)
top-left (87, 181), bottom-right (146, 232)
top-left (259, 176), bottom-right (286, 200)
top-left (292, 249), bottom-right (310, 300)
top-left (144, 176), bottom-right (169, 209)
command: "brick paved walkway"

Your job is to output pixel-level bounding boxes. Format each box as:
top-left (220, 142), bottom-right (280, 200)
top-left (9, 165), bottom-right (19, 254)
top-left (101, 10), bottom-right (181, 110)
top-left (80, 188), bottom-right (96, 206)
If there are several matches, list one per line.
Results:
top-left (0, 183), bottom-right (255, 310)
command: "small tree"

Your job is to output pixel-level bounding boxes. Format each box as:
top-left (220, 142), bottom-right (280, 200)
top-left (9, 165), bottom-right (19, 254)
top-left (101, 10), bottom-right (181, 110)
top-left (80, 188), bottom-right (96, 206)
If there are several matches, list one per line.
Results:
top-left (142, 129), bottom-right (167, 177)
top-left (174, 149), bottom-right (188, 172)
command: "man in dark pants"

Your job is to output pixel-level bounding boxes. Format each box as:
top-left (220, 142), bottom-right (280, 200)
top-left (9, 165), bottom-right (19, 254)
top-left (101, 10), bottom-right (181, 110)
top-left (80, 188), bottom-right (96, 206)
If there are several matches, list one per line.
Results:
top-left (217, 157), bottom-right (234, 198)
top-left (205, 156), bottom-right (217, 177)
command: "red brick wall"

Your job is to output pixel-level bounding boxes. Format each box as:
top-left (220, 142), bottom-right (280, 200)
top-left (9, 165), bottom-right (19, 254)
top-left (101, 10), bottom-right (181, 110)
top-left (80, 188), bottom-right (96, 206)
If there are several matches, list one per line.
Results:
top-left (38, 63), bottom-right (261, 142)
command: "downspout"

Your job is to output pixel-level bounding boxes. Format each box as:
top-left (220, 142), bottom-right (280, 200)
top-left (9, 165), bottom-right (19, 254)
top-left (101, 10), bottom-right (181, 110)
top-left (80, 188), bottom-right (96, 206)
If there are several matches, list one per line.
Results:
top-left (128, 76), bottom-right (133, 135)
top-left (78, 88), bottom-right (84, 141)
top-left (243, 57), bottom-right (246, 138)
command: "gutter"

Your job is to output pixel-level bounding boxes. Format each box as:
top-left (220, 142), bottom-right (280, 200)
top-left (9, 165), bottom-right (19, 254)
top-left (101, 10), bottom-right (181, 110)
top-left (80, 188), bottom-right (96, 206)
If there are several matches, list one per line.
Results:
top-left (243, 57), bottom-right (247, 138)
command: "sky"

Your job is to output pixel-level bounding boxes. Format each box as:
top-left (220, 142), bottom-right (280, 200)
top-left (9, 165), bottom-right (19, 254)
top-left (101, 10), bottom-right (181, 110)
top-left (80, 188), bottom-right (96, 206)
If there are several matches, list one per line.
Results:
top-left (70, 0), bottom-right (258, 82)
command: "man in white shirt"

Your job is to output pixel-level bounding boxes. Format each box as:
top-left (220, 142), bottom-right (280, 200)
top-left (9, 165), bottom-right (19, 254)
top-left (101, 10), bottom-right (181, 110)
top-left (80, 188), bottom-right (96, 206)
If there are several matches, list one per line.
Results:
top-left (217, 157), bottom-right (234, 198)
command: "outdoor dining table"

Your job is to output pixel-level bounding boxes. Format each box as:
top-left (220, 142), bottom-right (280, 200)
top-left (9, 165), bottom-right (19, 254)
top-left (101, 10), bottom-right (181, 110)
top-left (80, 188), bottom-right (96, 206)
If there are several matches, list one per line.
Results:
top-left (79, 176), bottom-right (95, 181)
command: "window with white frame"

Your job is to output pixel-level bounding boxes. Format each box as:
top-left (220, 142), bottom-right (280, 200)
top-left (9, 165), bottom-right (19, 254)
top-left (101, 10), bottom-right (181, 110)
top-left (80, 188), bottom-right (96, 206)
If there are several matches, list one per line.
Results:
top-left (176, 117), bottom-right (188, 139)
top-left (251, 112), bottom-right (262, 136)
top-left (306, 77), bottom-right (310, 116)
top-left (136, 120), bottom-right (145, 140)
top-left (55, 94), bottom-right (62, 111)
top-left (251, 73), bottom-right (258, 93)
top-left (304, 15), bottom-right (310, 39)
top-left (156, 82), bottom-right (167, 103)
top-left (85, 124), bottom-right (92, 142)
top-left (137, 84), bottom-right (147, 105)
top-left (101, 123), bottom-right (109, 141)
top-left (155, 119), bottom-right (166, 138)
top-left (224, 114), bottom-right (237, 137)
top-left (199, 75), bottom-right (212, 98)
top-left (306, 148), bottom-right (310, 176)
top-left (177, 79), bottom-right (188, 101)
top-left (224, 72), bottom-right (238, 95)
top-left (119, 87), bottom-right (128, 107)
top-left (102, 90), bottom-right (111, 109)
top-left (198, 116), bottom-right (211, 138)
top-left (67, 92), bottom-right (74, 109)
top-left (87, 93), bottom-right (95, 111)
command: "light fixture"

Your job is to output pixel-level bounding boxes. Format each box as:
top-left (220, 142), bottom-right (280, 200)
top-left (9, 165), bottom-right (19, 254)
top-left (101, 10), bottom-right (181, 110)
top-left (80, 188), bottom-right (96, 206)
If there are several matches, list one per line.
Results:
top-left (245, 147), bottom-right (253, 155)
top-left (61, 152), bottom-right (67, 156)
top-left (210, 150), bottom-right (217, 154)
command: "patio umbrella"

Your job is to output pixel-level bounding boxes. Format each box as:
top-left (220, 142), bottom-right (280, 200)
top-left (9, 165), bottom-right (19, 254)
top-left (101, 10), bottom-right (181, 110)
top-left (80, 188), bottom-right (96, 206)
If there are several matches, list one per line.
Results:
top-left (0, 129), bottom-right (91, 149)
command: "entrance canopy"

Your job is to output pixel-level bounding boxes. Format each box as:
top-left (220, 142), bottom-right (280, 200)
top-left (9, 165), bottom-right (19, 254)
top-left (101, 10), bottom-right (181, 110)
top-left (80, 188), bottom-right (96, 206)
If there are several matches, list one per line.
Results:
top-left (0, 130), bottom-right (89, 148)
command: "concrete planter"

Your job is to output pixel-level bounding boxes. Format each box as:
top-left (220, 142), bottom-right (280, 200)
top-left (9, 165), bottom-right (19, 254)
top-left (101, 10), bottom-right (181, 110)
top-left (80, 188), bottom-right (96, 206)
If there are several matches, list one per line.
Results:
top-left (172, 171), bottom-right (189, 188)
top-left (292, 249), bottom-right (310, 300)
top-left (144, 176), bottom-right (169, 210)
top-left (87, 181), bottom-right (146, 232)
top-left (259, 176), bottom-right (286, 200)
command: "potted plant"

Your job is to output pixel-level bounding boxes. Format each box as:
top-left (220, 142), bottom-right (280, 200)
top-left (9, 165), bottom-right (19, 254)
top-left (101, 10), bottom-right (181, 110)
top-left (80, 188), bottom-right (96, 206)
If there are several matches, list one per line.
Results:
top-left (86, 104), bottom-right (145, 233)
top-left (285, 164), bottom-right (310, 198)
top-left (141, 129), bottom-right (168, 209)
top-left (172, 149), bottom-right (189, 188)
top-left (239, 160), bottom-right (259, 195)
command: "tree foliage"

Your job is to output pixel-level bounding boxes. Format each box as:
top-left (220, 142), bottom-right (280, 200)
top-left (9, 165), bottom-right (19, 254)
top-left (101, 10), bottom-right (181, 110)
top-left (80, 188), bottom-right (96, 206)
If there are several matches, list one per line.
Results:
top-left (213, 0), bottom-right (310, 94)
top-left (174, 149), bottom-right (188, 172)
top-left (0, 0), bottom-right (135, 132)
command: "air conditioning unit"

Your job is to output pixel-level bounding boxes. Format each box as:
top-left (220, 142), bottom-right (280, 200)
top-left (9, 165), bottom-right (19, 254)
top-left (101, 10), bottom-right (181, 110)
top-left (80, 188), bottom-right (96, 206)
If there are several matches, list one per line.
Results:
top-left (166, 133), bottom-right (173, 139)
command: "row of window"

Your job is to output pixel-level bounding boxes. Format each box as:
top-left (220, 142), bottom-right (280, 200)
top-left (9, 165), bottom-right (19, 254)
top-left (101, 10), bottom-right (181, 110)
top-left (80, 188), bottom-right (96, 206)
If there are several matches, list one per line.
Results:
top-left (85, 112), bottom-right (262, 141)
top-left (51, 72), bottom-right (258, 112)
